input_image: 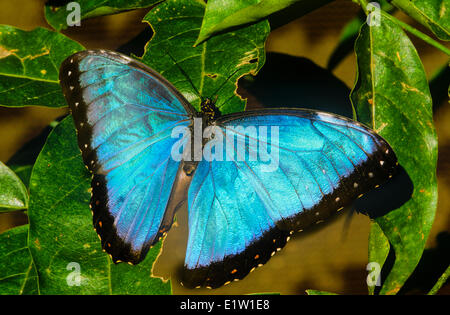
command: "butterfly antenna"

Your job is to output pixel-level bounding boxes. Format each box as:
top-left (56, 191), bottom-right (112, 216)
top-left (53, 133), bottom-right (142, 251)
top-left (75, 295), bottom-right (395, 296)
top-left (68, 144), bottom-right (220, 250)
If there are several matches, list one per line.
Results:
top-left (165, 50), bottom-right (203, 101)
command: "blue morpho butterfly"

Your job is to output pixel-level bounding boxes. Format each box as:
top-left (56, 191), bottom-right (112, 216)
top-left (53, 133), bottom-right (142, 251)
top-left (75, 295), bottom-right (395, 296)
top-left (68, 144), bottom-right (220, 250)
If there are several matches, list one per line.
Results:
top-left (59, 49), bottom-right (398, 289)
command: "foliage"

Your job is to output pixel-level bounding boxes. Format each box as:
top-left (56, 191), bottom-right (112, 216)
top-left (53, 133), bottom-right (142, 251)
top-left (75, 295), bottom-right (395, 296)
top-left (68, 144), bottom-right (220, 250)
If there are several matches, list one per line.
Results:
top-left (140, 0), bottom-right (269, 114)
top-left (351, 11), bottom-right (438, 294)
top-left (44, 0), bottom-right (163, 31)
top-left (390, 0), bottom-right (450, 41)
top-left (0, 26), bottom-right (83, 107)
top-left (0, 225), bottom-right (38, 294)
top-left (0, 0), bottom-right (448, 295)
top-left (0, 161), bottom-right (28, 212)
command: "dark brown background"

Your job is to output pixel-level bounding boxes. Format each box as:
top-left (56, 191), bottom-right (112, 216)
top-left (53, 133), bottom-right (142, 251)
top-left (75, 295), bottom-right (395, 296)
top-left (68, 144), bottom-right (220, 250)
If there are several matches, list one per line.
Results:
top-left (0, 0), bottom-right (448, 294)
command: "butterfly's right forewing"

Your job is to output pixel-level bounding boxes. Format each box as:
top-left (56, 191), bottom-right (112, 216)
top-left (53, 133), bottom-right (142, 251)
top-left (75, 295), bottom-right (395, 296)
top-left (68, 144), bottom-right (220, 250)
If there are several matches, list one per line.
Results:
top-left (60, 50), bottom-right (194, 264)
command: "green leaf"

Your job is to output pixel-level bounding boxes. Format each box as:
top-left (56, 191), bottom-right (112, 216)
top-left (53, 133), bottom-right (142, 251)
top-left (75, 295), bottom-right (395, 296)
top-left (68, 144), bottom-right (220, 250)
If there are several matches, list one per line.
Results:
top-left (0, 25), bottom-right (84, 108)
top-left (0, 161), bottom-right (28, 212)
top-left (428, 264), bottom-right (450, 295)
top-left (367, 222), bottom-right (390, 295)
top-left (0, 225), bottom-right (39, 294)
top-left (305, 289), bottom-right (338, 295)
top-left (351, 15), bottom-right (438, 295)
top-left (196, 0), bottom-right (332, 45)
top-left (141, 0), bottom-right (269, 114)
top-left (44, 0), bottom-right (163, 31)
top-left (28, 117), bottom-right (171, 294)
top-left (391, 0), bottom-right (450, 41)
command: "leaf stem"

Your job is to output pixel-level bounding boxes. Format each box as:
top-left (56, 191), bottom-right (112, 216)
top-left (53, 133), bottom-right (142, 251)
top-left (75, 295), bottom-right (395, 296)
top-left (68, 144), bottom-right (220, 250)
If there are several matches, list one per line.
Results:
top-left (357, 0), bottom-right (450, 56)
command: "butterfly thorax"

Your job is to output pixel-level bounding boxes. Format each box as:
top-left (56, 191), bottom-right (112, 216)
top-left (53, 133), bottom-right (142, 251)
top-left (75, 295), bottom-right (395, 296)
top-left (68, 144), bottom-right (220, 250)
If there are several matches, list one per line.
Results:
top-left (200, 97), bottom-right (221, 123)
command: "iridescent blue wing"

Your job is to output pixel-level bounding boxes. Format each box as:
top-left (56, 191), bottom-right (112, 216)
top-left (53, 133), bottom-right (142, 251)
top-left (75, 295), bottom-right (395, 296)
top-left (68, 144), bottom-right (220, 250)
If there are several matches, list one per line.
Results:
top-left (182, 109), bottom-right (397, 288)
top-left (60, 50), bottom-right (194, 264)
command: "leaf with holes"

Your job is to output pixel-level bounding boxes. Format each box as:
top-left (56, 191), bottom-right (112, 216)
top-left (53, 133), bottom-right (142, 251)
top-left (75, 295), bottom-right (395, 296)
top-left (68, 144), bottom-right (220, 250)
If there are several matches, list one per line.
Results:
top-left (196, 0), bottom-right (333, 45)
top-left (27, 117), bottom-right (171, 294)
top-left (0, 161), bottom-right (28, 212)
top-left (351, 15), bottom-right (437, 295)
top-left (44, 0), bottom-right (163, 31)
top-left (0, 26), bottom-right (84, 108)
top-left (0, 225), bottom-right (39, 294)
top-left (141, 0), bottom-right (269, 114)
top-left (391, 0), bottom-right (450, 41)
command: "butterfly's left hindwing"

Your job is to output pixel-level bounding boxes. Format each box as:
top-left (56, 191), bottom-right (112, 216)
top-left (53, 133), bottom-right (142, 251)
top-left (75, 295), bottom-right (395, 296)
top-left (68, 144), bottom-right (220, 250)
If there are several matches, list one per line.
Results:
top-left (60, 50), bottom-right (192, 264)
top-left (182, 110), bottom-right (397, 288)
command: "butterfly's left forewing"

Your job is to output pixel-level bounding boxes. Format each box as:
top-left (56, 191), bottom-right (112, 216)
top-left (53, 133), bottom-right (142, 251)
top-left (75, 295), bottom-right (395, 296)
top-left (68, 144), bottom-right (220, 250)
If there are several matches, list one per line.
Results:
top-left (60, 50), bottom-right (193, 264)
top-left (182, 109), bottom-right (397, 288)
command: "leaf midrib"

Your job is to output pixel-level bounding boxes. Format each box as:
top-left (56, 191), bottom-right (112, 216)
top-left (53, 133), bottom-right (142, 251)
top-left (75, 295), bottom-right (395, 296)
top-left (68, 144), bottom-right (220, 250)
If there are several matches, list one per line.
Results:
top-left (0, 72), bottom-right (59, 84)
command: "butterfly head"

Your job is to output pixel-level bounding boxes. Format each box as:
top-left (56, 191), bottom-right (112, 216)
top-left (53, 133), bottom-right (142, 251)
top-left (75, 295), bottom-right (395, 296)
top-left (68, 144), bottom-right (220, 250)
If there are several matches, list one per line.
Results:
top-left (200, 96), bottom-right (221, 122)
